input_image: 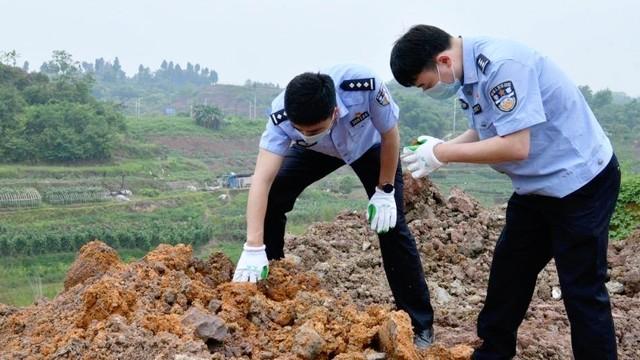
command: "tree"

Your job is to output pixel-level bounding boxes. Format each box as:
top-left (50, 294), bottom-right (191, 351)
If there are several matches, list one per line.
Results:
top-left (592, 89), bottom-right (613, 109)
top-left (192, 104), bottom-right (224, 130)
top-left (0, 50), bottom-right (19, 66)
top-left (209, 70), bottom-right (218, 84)
top-left (0, 60), bottom-right (126, 163)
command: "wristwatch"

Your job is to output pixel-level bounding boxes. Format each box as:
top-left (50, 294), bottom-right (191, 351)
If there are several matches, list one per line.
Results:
top-left (380, 183), bottom-right (394, 193)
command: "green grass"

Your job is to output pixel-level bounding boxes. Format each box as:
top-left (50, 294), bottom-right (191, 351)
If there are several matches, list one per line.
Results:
top-left (0, 183), bottom-right (367, 307)
top-left (0, 249), bottom-right (146, 307)
top-left (0, 156), bottom-right (209, 181)
top-left (125, 115), bottom-right (264, 139)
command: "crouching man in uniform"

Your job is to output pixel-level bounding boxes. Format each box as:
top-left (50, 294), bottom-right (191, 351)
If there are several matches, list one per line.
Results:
top-left (232, 64), bottom-right (436, 347)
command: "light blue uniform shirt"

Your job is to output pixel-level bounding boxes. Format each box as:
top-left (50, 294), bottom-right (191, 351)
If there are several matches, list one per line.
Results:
top-left (458, 37), bottom-right (613, 198)
top-left (259, 64), bottom-right (399, 165)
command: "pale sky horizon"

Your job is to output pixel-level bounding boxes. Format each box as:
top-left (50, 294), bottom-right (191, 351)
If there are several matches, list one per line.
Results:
top-left (2, 0), bottom-right (639, 96)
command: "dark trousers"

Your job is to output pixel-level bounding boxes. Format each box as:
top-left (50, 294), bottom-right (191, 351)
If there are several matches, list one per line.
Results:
top-left (264, 144), bottom-right (434, 331)
top-left (473, 155), bottom-right (621, 360)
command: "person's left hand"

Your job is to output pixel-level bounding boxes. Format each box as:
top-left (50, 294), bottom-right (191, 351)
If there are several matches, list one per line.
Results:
top-left (367, 187), bottom-right (397, 234)
top-left (401, 135), bottom-right (446, 178)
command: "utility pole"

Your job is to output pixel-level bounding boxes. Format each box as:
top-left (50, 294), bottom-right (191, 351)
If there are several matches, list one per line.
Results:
top-left (136, 97), bottom-right (142, 119)
top-left (253, 83), bottom-right (257, 119)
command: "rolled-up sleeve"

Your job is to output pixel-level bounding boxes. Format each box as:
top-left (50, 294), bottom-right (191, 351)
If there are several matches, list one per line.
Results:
top-left (259, 119), bottom-right (291, 156)
top-left (485, 60), bottom-right (546, 136)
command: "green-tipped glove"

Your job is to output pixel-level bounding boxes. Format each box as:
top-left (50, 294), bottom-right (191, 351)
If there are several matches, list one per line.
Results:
top-left (232, 243), bottom-right (269, 282)
top-left (367, 187), bottom-right (397, 234)
top-left (401, 135), bottom-right (446, 178)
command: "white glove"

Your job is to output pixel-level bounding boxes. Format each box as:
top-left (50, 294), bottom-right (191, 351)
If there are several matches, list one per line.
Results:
top-left (401, 135), bottom-right (446, 178)
top-left (367, 187), bottom-right (397, 234)
top-left (232, 243), bottom-right (269, 282)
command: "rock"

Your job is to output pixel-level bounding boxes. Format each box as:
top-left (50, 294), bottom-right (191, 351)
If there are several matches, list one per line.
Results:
top-left (447, 187), bottom-right (477, 216)
top-left (622, 269), bottom-right (640, 295)
top-left (164, 290), bottom-right (177, 305)
top-left (552, 286), bottom-right (562, 300)
top-left (182, 307), bottom-right (228, 342)
top-left (208, 299), bottom-right (222, 313)
top-left (362, 241), bottom-right (372, 251)
top-left (365, 351), bottom-right (386, 360)
top-left (115, 194), bottom-right (130, 201)
top-left (435, 286), bottom-right (452, 304)
top-left (606, 281), bottom-right (625, 295)
top-left (537, 283), bottom-right (552, 301)
top-left (292, 324), bottom-right (326, 359)
top-left (377, 311), bottom-right (419, 360)
top-left (284, 254), bottom-right (302, 266)
top-left (196, 317), bottom-right (228, 342)
top-left (468, 295), bottom-right (483, 305)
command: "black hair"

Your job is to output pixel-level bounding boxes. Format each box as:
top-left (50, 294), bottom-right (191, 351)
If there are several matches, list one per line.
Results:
top-left (284, 72), bottom-right (336, 125)
top-left (390, 25), bottom-right (453, 87)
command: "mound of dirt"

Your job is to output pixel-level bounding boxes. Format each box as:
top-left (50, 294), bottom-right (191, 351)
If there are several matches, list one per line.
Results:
top-left (1, 175), bottom-right (638, 359)
top-left (0, 241), bottom-right (470, 359)
top-left (285, 175), bottom-right (640, 359)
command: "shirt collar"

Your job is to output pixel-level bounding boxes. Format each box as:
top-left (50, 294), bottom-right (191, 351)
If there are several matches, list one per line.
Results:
top-left (336, 92), bottom-right (349, 118)
top-left (461, 36), bottom-right (479, 86)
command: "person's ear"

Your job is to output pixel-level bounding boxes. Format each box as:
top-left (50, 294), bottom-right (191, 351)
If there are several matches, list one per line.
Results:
top-left (436, 54), bottom-right (451, 66)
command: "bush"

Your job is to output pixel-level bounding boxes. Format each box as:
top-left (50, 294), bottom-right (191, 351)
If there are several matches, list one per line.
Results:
top-left (611, 175), bottom-right (640, 239)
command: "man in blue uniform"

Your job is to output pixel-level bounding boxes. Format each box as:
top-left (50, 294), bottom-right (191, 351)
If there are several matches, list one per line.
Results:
top-left (390, 25), bottom-right (620, 359)
top-left (231, 64), bottom-right (436, 347)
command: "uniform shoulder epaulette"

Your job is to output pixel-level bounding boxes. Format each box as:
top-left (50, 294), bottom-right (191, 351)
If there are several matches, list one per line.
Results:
top-left (340, 78), bottom-right (376, 91)
top-left (270, 109), bottom-right (288, 125)
top-left (476, 54), bottom-right (491, 74)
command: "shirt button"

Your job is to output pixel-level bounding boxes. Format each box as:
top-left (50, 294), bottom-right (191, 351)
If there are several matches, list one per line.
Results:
top-left (598, 159), bottom-right (604, 165)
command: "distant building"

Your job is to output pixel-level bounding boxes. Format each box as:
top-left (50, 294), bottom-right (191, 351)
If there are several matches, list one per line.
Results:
top-left (219, 172), bottom-right (253, 189)
top-left (164, 107), bottom-right (176, 116)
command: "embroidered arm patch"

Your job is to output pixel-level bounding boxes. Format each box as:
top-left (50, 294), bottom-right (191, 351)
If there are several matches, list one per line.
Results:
top-left (489, 81), bottom-right (517, 112)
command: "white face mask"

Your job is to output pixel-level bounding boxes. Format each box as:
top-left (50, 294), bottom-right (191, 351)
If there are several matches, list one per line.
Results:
top-left (298, 112), bottom-right (337, 145)
top-left (300, 126), bottom-right (331, 144)
top-left (423, 61), bottom-right (461, 100)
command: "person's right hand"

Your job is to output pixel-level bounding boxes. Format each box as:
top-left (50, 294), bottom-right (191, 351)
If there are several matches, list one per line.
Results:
top-left (232, 243), bottom-right (269, 282)
top-left (401, 135), bottom-right (446, 178)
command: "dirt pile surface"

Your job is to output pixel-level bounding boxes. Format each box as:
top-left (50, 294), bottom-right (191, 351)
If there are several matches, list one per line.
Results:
top-left (2, 176), bottom-right (638, 359)
top-left (285, 175), bottom-right (640, 359)
top-left (0, 241), bottom-right (470, 359)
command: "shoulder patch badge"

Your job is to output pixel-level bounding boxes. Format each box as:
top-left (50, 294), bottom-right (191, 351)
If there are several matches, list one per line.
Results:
top-left (270, 109), bottom-right (288, 125)
top-left (489, 81), bottom-right (517, 112)
top-left (376, 86), bottom-right (390, 106)
top-left (476, 54), bottom-right (491, 74)
top-left (340, 78), bottom-right (376, 91)
top-left (350, 111), bottom-right (370, 127)
top-left (459, 98), bottom-right (469, 110)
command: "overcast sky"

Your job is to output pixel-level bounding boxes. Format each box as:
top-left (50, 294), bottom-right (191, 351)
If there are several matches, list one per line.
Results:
top-left (2, 0), bottom-right (639, 96)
